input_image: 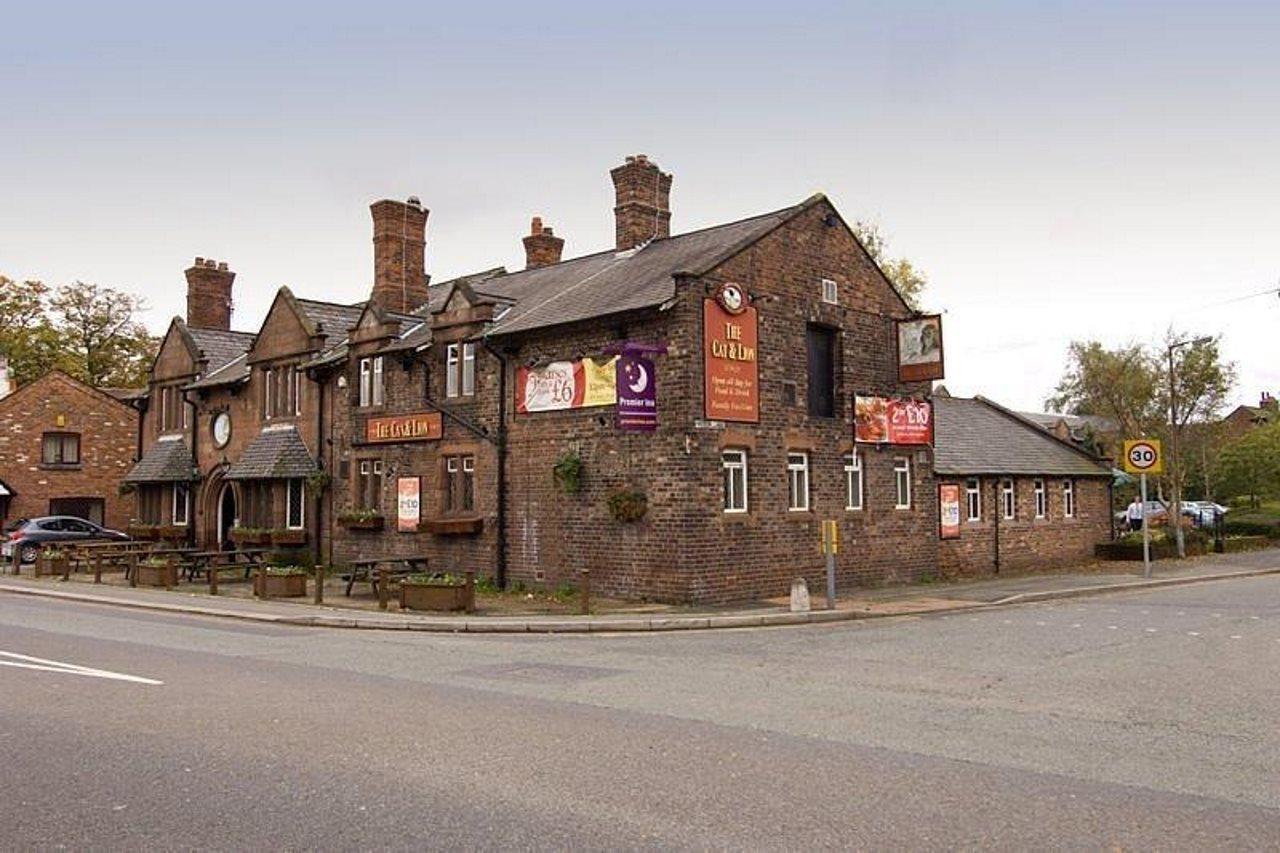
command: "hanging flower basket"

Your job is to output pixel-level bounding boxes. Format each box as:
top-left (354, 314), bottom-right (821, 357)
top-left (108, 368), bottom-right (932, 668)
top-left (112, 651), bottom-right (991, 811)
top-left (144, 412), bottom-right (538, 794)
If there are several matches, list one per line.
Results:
top-left (607, 490), bottom-right (648, 523)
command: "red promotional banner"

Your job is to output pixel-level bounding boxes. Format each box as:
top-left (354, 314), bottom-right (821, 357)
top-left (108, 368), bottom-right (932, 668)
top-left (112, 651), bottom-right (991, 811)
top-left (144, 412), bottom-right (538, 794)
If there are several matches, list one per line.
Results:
top-left (854, 396), bottom-right (933, 445)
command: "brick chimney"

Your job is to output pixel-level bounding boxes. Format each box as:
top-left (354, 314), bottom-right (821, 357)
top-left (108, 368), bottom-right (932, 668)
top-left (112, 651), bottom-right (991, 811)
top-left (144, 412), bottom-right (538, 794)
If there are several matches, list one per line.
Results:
top-left (185, 258), bottom-right (235, 330)
top-left (522, 217), bottom-right (565, 269)
top-left (1261, 391), bottom-right (1277, 411)
top-left (370, 197), bottom-right (430, 314)
top-left (610, 154), bottom-right (672, 251)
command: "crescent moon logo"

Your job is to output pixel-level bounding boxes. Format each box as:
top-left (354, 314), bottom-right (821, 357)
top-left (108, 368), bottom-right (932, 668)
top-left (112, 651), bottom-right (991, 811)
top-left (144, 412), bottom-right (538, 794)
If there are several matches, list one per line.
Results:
top-left (628, 362), bottom-right (649, 394)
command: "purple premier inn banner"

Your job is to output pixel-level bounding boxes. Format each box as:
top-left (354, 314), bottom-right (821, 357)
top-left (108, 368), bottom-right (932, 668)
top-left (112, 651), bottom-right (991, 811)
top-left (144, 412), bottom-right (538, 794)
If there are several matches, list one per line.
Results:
top-left (616, 352), bottom-right (658, 431)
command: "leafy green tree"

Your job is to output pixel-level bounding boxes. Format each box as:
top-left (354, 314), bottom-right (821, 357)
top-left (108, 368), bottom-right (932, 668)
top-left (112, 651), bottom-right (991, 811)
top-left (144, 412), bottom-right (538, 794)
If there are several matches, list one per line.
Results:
top-left (48, 281), bottom-right (157, 388)
top-left (1215, 422), bottom-right (1280, 507)
top-left (851, 220), bottom-right (927, 310)
top-left (0, 276), bottom-right (64, 384)
top-left (1046, 341), bottom-right (1161, 438)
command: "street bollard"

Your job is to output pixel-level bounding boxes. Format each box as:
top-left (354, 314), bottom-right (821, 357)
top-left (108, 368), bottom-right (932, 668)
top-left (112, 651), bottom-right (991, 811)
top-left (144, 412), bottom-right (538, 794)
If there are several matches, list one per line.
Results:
top-left (254, 567), bottom-right (264, 599)
top-left (579, 569), bottom-right (591, 616)
top-left (314, 564), bottom-right (324, 605)
top-left (129, 553), bottom-right (138, 588)
top-left (62, 554), bottom-right (72, 581)
top-left (35, 551), bottom-right (46, 578)
top-left (10, 545), bottom-right (20, 576)
top-left (209, 562), bottom-right (218, 596)
top-left (378, 566), bottom-right (390, 611)
top-left (465, 570), bottom-right (476, 614)
top-left (93, 552), bottom-right (103, 584)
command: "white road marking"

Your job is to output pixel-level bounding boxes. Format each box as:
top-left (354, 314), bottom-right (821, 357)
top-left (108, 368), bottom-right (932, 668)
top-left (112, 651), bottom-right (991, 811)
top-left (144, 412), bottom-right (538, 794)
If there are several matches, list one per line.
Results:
top-left (0, 651), bottom-right (163, 685)
top-left (1230, 635), bottom-right (1243, 640)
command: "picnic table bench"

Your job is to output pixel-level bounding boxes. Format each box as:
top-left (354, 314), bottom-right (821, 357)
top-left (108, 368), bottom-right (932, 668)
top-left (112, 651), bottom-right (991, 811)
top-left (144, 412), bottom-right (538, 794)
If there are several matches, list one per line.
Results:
top-left (182, 548), bottom-right (270, 583)
top-left (344, 555), bottom-right (430, 597)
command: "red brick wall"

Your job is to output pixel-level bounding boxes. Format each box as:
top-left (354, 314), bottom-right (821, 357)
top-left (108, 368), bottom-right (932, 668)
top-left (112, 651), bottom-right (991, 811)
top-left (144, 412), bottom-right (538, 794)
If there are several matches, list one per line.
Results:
top-left (937, 476), bottom-right (1112, 578)
top-left (0, 372), bottom-right (138, 531)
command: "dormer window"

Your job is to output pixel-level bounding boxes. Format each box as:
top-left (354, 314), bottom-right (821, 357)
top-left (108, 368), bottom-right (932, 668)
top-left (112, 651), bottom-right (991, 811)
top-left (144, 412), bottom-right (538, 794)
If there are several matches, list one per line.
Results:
top-left (446, 342), bottom-right (476, 398)
top-left (263, 364), bottom-right (302, 420)
top-left (358, 356), bottom-right (384, 407)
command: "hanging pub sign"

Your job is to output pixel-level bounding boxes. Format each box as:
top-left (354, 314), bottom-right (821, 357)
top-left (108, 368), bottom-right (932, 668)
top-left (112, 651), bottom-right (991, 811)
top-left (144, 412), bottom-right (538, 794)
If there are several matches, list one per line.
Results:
top-left (854, 395), bottom-right (933, 445)
top-left (516, 358), bottom-right (617, 414)
top-left (703, 282), bottom-right (759, 423)
top-left (939, 483), bottom-right (962, 540)
top-left (366, 412), bottom-right (443, 444)
top-left (397, 477), bottom-right (421, 532)
top-left (896, 314), bottom-right (945, 382)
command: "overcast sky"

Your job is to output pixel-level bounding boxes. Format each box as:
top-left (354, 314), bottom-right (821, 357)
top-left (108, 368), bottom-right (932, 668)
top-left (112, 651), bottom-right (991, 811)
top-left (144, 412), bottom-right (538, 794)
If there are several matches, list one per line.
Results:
top-left (2, 1), bottom-right (1276, 412)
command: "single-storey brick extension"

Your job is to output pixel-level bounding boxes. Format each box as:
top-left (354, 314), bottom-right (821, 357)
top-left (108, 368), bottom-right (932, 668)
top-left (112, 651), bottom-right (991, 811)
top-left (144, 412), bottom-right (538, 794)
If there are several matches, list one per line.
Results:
top-left (124, 154), bottom-right (1112, 603)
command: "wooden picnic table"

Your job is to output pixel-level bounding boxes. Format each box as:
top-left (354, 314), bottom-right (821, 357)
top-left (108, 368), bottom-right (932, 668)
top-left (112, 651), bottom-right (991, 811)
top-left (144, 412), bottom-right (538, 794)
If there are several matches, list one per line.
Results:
top-left (344, 555), bottom-right (430, 597)
top-left (182, 548), bottom-right (269, 582)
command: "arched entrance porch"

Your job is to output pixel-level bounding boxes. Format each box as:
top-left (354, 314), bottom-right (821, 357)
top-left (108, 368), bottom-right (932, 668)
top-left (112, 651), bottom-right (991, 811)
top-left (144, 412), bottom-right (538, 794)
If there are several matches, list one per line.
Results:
top-left (201, 469), bottom-right (239, 551)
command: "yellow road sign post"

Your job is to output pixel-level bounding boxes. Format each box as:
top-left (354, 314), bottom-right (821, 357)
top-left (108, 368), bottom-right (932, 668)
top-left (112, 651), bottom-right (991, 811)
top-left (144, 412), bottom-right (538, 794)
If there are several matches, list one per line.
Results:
top-left (1123, 439), bottom-right (1163, 578)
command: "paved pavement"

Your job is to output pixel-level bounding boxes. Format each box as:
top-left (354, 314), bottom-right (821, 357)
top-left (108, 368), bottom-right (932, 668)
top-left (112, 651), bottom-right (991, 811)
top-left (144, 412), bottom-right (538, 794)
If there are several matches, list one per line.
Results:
top-left (3, 547), bottom-right (1277, 632)
top-left (2, 573), bottom-right (1279, 848)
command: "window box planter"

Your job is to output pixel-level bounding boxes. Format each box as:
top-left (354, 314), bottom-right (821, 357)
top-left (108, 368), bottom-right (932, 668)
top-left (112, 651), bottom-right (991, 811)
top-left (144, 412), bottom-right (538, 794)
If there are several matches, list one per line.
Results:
top-left (338, 514), bottom-right (386, 531)
top-left (157, 525), bottom-right (188, 542)
top-left (230, 528), bottom-right (271, 546)
top-left (399, 574), bottom-right (474, 612)
top-left (419, 516), bottom-right (484, 536)
top-left (257, 568), bottom-right (308, 598)
top-left (127, 524), bottom-right (159, 541)
top-left (271, 529), bottom-right (308, 547)
top-left (135, 560), bottom-right (178, 588)
top-left (35, 553), bottom-right (69, 579)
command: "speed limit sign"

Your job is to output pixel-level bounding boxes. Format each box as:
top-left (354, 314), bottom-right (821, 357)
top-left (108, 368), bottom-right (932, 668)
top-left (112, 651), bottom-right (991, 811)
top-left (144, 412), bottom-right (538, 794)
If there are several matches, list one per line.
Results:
top-left (1123, 439), bottom-right (1163, 475)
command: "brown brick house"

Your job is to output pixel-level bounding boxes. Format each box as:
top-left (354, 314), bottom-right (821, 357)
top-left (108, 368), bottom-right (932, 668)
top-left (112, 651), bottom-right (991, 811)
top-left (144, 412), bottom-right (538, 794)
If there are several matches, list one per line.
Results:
top-left (0, 371), bottom-right (139, 531)
top-left (933, 394), bottom-right (1113, 577)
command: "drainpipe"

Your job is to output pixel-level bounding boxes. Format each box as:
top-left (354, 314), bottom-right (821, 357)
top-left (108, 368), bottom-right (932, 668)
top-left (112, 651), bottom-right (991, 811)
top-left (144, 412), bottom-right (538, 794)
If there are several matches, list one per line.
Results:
top-left (314, 374), bottom-right (325, 567)
top-left (992, 477), bottom-right (1001, 574)
top-left (181, 387), bottom-right (198, 549)
top-left (481, 339), bottom-right (509, 590)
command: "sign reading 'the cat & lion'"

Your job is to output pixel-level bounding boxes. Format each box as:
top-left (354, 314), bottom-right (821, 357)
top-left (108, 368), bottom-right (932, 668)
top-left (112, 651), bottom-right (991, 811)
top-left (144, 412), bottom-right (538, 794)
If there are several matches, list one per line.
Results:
top-left (703, 282), bottom-right (759, 423)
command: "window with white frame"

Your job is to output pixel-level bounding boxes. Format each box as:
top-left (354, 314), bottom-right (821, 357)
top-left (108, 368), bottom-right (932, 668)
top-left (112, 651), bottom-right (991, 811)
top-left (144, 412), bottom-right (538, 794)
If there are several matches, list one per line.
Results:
top-left (965, 478), bottom-right (981, 522)
top-left (1034, 479), bottom-right (1047, 518)
top-left (894, 457), bottom-right (911, 509)
top-left (1062, 479), bottom-right (1075, 518)
top-left (844, 452), bottom-right (863, 510)
top-left (172, 483), bottom-right (189, 526)
top-left (357, 460), bottom-right (383, 511)
top-left (787, 452), bottom-right (810, 511)
top-left (1001, 479), bottom-right (1016, 520)
top-left (722, 449), bottom-right (748, 513)
top-left (446, 342), bottom-right (477, 398)
top-left (286, 478), bottom-right (305, 529)
top-left (358, 356), bottom-right (384, 407)
top-left (821, 278), bottom-right (839, 305)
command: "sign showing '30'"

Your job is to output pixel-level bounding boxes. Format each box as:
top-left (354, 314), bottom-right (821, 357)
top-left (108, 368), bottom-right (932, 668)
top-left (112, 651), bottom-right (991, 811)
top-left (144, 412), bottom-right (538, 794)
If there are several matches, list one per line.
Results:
top-left (1123, 439), bottom-right (1163, 475)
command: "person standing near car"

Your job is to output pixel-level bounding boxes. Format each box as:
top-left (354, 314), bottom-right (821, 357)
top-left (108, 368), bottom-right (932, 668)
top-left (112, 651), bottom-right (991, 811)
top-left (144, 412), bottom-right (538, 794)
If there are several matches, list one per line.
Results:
top-left (1126, 496), bottom-right (1144, 532)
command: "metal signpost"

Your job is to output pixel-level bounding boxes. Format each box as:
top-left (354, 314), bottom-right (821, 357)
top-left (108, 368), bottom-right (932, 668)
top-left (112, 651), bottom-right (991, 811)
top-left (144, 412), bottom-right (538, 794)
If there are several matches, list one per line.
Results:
top-left (821, 520), bottom-right (838, 609)
top-left (1123, 439), bottom-right (1164, 579)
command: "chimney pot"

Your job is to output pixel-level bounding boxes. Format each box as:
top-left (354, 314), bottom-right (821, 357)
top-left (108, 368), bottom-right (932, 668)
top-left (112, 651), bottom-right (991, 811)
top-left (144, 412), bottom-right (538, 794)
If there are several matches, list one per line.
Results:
top-left (523, 215), bottom-right (565, 269)
top-left (185, 258), bottom-right (236, 330)
top-left (610, 154), bottom-right (673, 251)
top-left (370, 198), bottom-right (430, 314)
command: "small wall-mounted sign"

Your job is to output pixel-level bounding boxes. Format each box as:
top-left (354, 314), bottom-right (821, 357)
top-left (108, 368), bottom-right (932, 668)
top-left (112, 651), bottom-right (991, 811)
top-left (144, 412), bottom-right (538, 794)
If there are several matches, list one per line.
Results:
top-left (365, 412), bottom-right (443, 444)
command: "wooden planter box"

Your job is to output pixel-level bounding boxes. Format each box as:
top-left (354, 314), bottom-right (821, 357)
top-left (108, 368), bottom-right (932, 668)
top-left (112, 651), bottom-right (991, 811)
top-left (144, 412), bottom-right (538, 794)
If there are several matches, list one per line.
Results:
top-left (135, 562), bottom-right (179, 588)
top-left (420, 516), bottom-right (484, 536)
top-left (157, 525), bottom-right (188, 542)
top-left (400, 582), bottom-right (473, 613)
top-left (231, 530), bottom-right (270, 546)
top-left (259, 572), bottom-right (308, 598)
top-left (35, 557), bottom-right (69, 579)
top-left (271, 529), bottom-right (308, 546)
top-left (127, 525), bottom-right (159, 541)
top-left (339, 516), bottom-right (385, 531)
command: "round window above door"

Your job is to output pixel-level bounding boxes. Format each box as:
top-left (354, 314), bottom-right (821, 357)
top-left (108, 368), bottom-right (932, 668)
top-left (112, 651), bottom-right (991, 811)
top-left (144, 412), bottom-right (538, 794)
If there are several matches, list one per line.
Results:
top-left (211, 412), bottom-right (232, 449)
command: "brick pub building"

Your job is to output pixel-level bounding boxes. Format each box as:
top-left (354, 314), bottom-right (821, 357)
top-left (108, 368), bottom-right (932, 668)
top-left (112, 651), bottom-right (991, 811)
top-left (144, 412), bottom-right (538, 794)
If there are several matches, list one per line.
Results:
top-left (129, 154), bottom-right (1111, 603)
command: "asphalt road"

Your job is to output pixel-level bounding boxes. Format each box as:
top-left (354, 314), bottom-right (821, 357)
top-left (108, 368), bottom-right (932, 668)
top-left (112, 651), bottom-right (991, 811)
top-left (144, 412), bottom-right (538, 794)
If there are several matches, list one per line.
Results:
top-left (2, 576), bottom-right (1279, 850)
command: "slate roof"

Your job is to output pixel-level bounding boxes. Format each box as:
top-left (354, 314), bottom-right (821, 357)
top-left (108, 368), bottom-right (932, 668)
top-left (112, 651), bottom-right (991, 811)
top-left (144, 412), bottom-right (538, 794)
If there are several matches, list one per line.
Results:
top-left (188, 328), bottom-right (256, 373)
top-left (224, 426), bottom-right (319, 481)
top-left (124, 436), bottom-right (200, 483)
top-left (484, 199), bottom-right (816, 336)
top-left (934, 396), bottom-right (1111, 478)
top-left (102, 387), bottom-right (149, 403)
top-left (295, 299), bottom-right (366, 339)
